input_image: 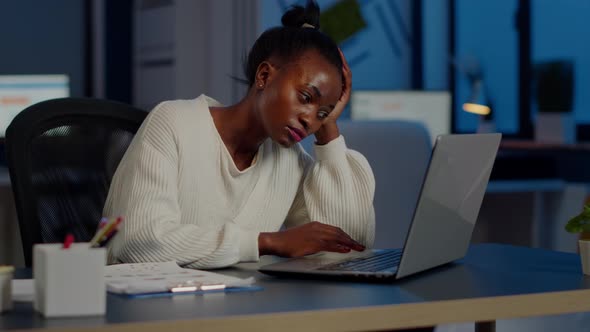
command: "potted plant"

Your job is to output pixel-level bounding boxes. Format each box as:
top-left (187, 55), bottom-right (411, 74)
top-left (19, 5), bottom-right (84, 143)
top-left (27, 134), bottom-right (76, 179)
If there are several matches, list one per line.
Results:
top-left (565, 203), bottom-right (590, 275)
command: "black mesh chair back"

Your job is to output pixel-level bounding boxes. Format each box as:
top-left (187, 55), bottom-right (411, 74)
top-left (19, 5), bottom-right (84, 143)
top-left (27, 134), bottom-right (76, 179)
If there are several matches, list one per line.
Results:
top-left (5, 98), bottom-right (147, 267)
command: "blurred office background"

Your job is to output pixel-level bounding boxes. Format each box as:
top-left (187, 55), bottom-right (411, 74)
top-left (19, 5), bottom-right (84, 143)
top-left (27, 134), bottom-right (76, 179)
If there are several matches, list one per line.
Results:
top-left (1, 0), bottom-right (589, 330)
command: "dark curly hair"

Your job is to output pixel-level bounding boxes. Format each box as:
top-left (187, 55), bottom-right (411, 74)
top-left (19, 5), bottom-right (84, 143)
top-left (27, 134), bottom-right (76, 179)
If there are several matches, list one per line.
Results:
top-left (243, 0), bottom-right (343, 87)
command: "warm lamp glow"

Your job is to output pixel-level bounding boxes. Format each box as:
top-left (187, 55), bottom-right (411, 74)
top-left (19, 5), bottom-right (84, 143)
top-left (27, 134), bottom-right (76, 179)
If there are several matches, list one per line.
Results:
top-left (463, 103), bottom-right (491, 115)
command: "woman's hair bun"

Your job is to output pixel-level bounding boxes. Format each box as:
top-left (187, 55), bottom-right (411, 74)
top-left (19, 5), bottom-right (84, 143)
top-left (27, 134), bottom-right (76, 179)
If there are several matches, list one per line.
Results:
top-left (281, 0), bottom-right (320, 29)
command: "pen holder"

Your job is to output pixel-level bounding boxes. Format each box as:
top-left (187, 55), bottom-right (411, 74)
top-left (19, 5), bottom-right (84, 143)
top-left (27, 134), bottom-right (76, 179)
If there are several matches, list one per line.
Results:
top-left (33, 243), bottom-right (106, 317)
top-left (0, 265), bottom-right (14, 313)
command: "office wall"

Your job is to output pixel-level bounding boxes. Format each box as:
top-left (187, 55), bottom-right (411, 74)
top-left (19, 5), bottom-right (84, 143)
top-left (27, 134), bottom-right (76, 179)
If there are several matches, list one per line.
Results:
top-left (133, 0), bottom-right (258, 110)
top-left (0, 0), bottom-right (87, 97)
top-left (422, 0), bottom-right (449, 91)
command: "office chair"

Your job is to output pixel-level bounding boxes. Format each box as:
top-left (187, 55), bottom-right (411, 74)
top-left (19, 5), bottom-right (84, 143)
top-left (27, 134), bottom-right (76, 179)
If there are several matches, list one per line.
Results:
top-left (5, 98), bottom-right (147, 267)
top-left (300, 120), bottom-right (432, 248)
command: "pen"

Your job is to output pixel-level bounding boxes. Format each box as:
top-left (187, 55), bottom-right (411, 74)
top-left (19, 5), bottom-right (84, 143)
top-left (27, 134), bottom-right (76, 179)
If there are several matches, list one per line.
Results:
top-left (97, 228), bottom-right (120, 248)
top-left (168, 280), bottom-right (226, 293)
top-left (62, 233), bottom-right (74, 249)
top-left (89, 216), bottom-right (122, 248)
top-left (102, 217), bottom-right (123, 239)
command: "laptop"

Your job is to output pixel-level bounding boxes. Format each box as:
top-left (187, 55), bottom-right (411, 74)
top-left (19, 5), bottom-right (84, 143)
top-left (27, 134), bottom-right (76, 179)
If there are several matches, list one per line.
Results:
top-left (259, 133), bottom-right (502, 281)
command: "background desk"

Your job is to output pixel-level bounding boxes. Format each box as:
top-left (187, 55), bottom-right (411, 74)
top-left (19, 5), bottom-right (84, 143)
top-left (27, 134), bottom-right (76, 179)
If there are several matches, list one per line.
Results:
top-left (1, 243), bottom-right (589, 332)
top-left (475, 140), bottom-right (590, 253)
top-left (491, 140), bottom-right (590, 183)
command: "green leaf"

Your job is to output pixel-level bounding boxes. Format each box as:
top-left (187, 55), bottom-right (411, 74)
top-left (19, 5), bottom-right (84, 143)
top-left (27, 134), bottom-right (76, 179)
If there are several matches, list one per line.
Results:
top-left (565, 212), bottom-right (590, 233)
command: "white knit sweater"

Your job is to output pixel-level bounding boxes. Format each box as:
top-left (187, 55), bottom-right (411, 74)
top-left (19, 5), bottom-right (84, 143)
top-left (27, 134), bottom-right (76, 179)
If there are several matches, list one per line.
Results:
top-left (103, 94), bottom-right (375, 269)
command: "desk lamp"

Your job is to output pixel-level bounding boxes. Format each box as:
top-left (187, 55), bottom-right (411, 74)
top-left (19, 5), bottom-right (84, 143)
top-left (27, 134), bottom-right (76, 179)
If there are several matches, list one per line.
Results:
top-left (463, 79), bottom-right (490, 116)
top-left (463, 79), bottom-right (494, 133)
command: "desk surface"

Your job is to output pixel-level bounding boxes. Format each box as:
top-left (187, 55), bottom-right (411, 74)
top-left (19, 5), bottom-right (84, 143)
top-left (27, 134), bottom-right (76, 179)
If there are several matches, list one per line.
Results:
top-left (1, 243), bottom-right (590, 332)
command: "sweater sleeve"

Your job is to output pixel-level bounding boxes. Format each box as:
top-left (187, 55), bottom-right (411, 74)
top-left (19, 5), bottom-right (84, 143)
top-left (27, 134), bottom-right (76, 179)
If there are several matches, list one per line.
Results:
top-left (283, 135), bottom-right (376, 247)
top-left (105, 102), bottom-right (260, 269)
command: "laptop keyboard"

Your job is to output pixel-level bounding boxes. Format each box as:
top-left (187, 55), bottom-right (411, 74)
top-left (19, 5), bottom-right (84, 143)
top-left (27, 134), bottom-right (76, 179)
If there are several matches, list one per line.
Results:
top-left (317, 249), bottom-right (402, 272)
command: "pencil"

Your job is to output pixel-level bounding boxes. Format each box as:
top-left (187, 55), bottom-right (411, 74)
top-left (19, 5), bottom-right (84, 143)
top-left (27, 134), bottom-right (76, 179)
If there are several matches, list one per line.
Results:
top-left (89, 217), bottom-right (121, 247)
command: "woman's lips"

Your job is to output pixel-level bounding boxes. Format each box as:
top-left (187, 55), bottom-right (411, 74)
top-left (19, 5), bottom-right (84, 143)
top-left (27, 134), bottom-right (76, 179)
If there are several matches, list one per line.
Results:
top-left (287, 126), bottom-right (304, 142)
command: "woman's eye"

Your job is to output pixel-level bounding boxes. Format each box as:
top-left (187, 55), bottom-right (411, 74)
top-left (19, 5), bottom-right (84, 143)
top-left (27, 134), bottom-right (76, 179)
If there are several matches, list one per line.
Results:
top-left (300, 93), bottom-right (311, 103)
top-left (317, 111), bottom-right (329, 119)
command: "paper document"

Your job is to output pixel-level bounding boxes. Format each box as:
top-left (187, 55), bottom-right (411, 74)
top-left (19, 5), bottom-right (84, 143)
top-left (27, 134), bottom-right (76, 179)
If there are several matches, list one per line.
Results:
top-left (105, 261), bottom-right (255, 295)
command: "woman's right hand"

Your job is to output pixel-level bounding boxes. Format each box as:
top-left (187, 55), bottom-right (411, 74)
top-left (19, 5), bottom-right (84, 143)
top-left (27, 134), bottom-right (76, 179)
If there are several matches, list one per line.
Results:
top-left (258, 221), bottom-right (365, 257)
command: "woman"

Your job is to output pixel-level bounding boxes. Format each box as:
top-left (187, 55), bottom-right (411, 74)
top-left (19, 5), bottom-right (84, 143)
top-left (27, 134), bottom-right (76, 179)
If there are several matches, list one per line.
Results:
top-left (104, 0), bottom-right (375, 269)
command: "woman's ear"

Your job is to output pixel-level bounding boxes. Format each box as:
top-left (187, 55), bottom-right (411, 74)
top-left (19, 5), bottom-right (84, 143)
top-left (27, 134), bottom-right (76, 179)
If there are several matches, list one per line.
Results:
top-left (254, 61), bottom-right (277, 89)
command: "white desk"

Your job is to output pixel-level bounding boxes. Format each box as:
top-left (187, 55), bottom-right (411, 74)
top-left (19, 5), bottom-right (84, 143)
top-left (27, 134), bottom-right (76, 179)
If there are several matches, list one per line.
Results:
top-left (1, 244), bottom-right (590, 332)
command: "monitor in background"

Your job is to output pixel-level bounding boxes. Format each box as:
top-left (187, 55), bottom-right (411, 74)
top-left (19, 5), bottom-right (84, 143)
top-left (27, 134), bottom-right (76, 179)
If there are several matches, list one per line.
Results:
top-left (351, 91), bottom-right (451, 145)
top-left (0, 75), bottom-right (70, 138)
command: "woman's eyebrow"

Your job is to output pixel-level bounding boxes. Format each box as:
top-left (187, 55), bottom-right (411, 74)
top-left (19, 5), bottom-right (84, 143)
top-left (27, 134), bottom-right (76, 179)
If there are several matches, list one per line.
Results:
top-left (306, 84), bottom-right (322, 98)
top-left (306, 84), bottom-right (335, 109)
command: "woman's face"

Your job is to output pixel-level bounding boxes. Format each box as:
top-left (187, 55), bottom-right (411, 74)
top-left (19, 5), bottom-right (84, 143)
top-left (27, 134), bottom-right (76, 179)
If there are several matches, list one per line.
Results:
top-left (255, 49), bottom-right (342, 147)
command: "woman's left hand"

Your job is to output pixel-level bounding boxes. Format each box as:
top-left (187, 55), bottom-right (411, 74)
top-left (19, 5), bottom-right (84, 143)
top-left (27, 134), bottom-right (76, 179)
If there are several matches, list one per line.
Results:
top-left (314, 49), bottom-right (352, 145)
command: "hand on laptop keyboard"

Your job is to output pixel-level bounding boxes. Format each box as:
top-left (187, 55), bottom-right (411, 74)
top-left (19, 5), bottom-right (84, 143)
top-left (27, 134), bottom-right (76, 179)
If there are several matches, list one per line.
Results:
top-left (258, 221), bottom-right (366, 258)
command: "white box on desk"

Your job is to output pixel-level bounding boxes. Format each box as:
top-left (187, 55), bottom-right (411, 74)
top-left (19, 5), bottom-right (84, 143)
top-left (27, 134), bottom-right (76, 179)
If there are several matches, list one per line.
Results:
top-left (33, 243), bottom-right (106, 317)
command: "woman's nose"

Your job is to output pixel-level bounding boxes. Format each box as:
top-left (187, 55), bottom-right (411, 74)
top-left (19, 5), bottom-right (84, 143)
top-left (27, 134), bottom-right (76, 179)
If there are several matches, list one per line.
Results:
top-left (298, 114), bottom-right (310, 132)
top-left (298, 109), bottom-right (320, 133)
